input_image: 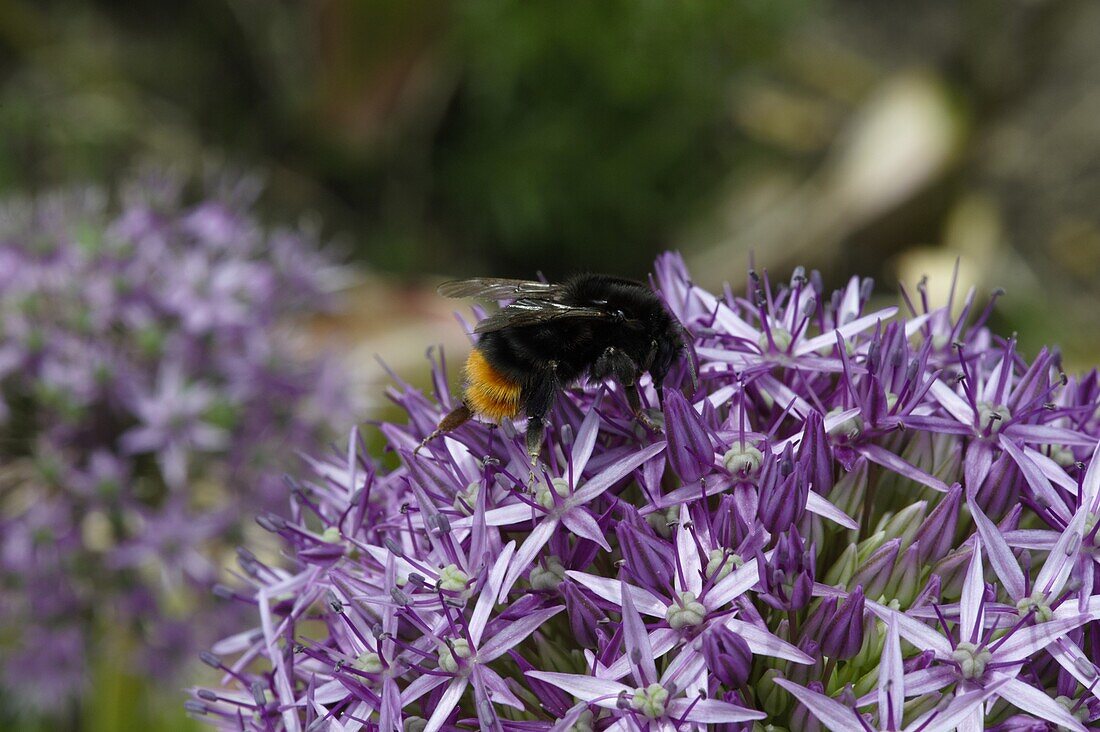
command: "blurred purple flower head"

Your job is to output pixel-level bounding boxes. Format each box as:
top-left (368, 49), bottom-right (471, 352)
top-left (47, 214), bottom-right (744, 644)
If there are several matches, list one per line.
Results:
top-left (188, 252), bottom-right (1100, 731)
top-left (0, 170), bottom-right (354, 711)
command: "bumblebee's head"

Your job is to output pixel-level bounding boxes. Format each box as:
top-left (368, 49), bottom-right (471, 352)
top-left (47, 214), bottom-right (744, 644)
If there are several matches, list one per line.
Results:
top-left (648, 314), bottom-right (693, 392)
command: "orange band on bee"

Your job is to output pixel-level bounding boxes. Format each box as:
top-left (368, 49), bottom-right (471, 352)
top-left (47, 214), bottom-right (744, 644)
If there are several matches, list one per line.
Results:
top-left (463, 349), bottom-right (521, 421)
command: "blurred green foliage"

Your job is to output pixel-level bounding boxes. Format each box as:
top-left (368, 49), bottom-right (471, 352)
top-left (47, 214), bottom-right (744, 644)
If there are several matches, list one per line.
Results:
top-left (433, 0), bottom-right (801, 276)
top-left (0, 0), bottom-right (803, 279)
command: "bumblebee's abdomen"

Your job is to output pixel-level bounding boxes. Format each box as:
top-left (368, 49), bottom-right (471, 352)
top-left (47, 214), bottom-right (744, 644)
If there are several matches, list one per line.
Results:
top-left (463, 348), bottom-right (522, 421)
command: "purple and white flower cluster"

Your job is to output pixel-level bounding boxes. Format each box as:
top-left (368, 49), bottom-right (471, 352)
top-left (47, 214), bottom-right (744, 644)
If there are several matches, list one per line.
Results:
top-left (0, 172), bottom-right (351, 710)
top-left (189, 253), bottom-right (1100, 731)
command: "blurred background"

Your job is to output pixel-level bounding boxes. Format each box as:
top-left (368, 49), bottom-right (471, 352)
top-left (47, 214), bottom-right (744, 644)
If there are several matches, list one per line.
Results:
top-left (4, 0), bottom-right (1100, 370)
top-left (2, 0), bottom-right (1100, 729)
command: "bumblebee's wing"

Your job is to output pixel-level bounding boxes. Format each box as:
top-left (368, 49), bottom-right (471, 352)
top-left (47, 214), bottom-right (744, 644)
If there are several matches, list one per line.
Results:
top-left (473, 298), bottom-right (612, 334)
top-left (437, 277), bottom-right (566, 301)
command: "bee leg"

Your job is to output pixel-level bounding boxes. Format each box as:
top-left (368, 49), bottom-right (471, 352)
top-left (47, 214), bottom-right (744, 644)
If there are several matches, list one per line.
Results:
top-left (414, 402), bottom-right (473, 455)
top-left (625, 383), bottom-right (662, 434)
top-left (525, 417), bottom-right (545, 488)
top-left (522, 365), bottom-right (559, 485)
top-left (595, 347), bottom-right (662, 434)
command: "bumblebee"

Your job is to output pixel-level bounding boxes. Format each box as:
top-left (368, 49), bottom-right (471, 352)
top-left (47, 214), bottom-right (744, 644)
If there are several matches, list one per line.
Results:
top-left (419, 273), bottom-right (694, 468)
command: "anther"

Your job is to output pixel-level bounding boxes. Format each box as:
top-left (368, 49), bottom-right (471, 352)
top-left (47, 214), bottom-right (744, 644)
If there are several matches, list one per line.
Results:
top-left (250, 681), bottom-right (267, 707)
top-left (184, 701), bottom-right (208, 715)
top-left (256, 514), bottom-right (285, 532)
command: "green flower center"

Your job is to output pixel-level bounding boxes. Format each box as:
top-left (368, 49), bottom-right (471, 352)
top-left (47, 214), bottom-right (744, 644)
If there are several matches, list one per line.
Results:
top-left (666, 591), bottom-right (707, 629)
top-left (1055, 696), bottom-right (1091, 723)
top-left (404, 718), bottom-right (428, 732)
top-left (977, 402), bottom-right (1011, 432)
top-left (535, 477), bottom-right (571, 511)
top-left (631, 683), bottom-right (669, 719)
top-left (322, 526), bottom-right (342, 543)
top-left (570, 710), bottom-right (595, 732)
top-left (950, 641), bottom-right (992, 679)
top-left (722, 445), bottom-right (763, 475)
top-left (354, 652), bottom-right (382, 674)
top-left (758, 328), bottom-right (793, 353)
top-left (454, 481), bottom-right (480, 515)
top-left (1047, 445), bottom-right (1076, 467)
top-left (438, 639), bottom-right (472, 673)
top-left (705, 549), bottom-right (743, 581)
top-left (1016, 590), bottom-right (1053, 622)
top-left (646, 506), bottom-right (679, 539)
top-left (827, 407), bottom-right (864, 439)
top-left (1084, 511), bottom-right (1099, 536)
top-left (530, 555), bottom-right (567, 591)
top-left (437, 564), bottom-right (470, 593)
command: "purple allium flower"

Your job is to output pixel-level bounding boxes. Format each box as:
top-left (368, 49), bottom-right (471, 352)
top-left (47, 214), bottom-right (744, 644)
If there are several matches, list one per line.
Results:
top-left (190, 252), bottom-right (1100, 731)
top-left (0, 170), bottom-right (353, 712)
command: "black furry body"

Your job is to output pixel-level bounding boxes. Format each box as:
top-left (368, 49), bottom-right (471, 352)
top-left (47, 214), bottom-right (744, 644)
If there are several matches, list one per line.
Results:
top-left (475, 274), bottom-right (682, 423)
top-left (426, 273), bottom-right (689, 464)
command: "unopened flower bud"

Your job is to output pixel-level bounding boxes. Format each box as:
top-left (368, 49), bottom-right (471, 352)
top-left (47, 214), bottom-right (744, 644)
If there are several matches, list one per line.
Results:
top-left (759, 460), bottom-right (808, 535)
top-left (800, 596), bottom-right (837, 643)
top-left (822, 543), bottom-right (858, 588)
top-left (878, 501), bottom-right (927, 547)
top-left (757, 669), bottom-right (788, 717)
top-left (788, 681), bottom-right (824, 732)
top-left (974, 453), bottom-right (1021, 520)
top-left (758, 529), bottom-right (814, 612)
top-left (797, 411), bottom-right (834, 495)
top-left (850, 538), bottom-right (900, 599)
top-left (617, 521), bottom-right (674, 594)
top-left (912, 484), bottom-right (961, 565)
top-left (820, 587), bottom-right (865, 660)
top-left (702, 625), bottom-right (753, 688)
top-left (885, 543), bottom-right (922, 606)
top-left (562, 582), bottom-right (605, 648)
top-left (663, 388), bottom-right (715, 484)
top-left (827, 458), bottom-right (868, 520)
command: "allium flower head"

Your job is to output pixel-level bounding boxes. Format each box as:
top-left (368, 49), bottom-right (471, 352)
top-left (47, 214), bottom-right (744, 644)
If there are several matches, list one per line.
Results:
top-left (191, 252), bottom-right (1100, 731)
top-left (0, 170), bottom-right (353, 710)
